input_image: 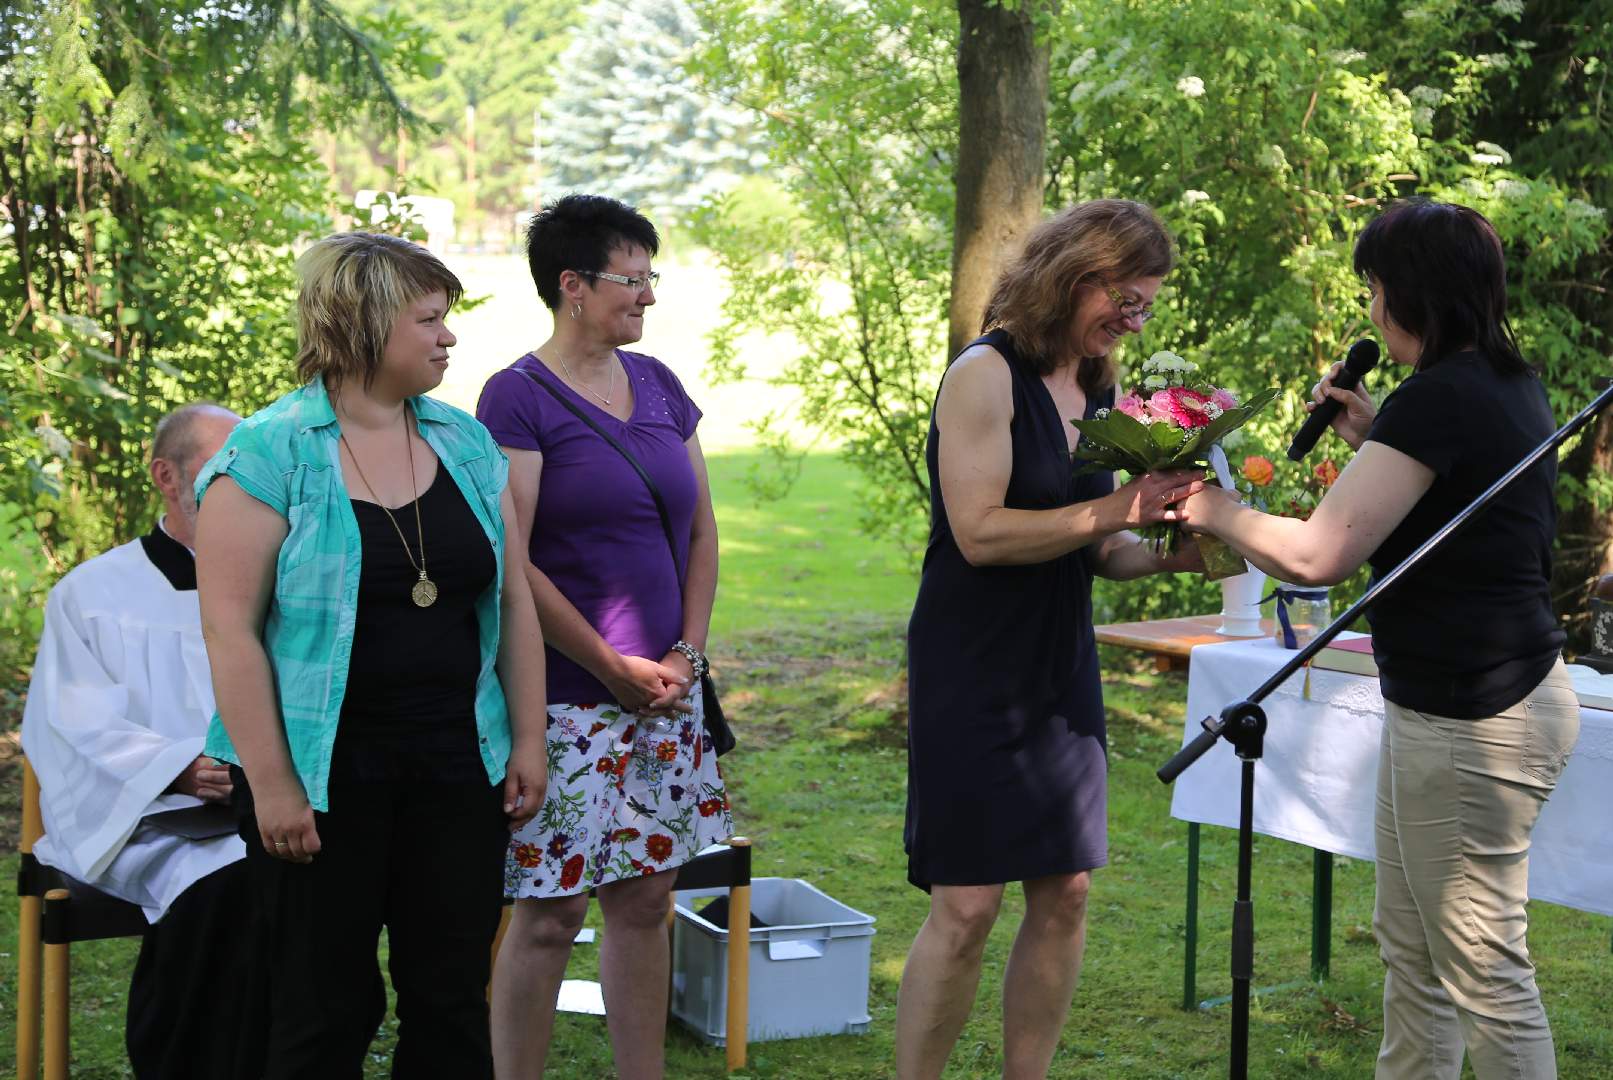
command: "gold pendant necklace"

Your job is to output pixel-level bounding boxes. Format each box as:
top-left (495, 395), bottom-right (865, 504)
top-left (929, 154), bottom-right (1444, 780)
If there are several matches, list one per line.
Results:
top-left (340, 405), bottom-right (436, 608)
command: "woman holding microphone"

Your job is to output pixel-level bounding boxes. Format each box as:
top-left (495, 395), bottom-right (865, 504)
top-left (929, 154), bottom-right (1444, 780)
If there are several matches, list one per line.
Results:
top-left (1174, 198), bottom-right (1576, 1080)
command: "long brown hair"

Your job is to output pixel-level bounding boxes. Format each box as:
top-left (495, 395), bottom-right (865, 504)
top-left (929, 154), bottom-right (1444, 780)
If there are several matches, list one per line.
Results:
top-left (981, 200), bottom-right (1174, 391)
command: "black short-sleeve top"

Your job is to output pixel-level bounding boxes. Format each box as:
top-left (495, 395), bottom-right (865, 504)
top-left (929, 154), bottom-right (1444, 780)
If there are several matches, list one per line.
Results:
top-left (1363, 350), bottom-right (1564, 718)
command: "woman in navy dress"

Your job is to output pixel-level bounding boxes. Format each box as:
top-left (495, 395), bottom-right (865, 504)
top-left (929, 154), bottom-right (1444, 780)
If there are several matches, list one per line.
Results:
top-left (897, 200), bottom-right (1204, 1079)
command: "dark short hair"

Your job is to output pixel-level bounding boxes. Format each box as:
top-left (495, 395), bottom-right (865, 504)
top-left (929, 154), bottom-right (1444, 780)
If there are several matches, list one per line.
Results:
top-left (525, 194), bottom-right (660, 311)
top-left (1353, 199), bottom-right (1527, 375)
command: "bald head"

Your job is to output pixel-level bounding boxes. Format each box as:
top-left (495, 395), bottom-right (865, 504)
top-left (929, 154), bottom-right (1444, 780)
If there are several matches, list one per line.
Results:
top-left (150, 402), bottom-right (241, 548)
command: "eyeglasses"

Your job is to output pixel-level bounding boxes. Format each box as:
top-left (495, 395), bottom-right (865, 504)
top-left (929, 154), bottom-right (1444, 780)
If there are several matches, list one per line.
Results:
top-left (579, 269), bottom-right (660, 292)
top-left (1105, 285), bottom-right (1155, 323)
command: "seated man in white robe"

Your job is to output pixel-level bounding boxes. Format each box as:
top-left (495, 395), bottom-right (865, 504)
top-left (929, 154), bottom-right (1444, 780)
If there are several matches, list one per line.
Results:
top-left (21, 401), bottom-right (256, 1079)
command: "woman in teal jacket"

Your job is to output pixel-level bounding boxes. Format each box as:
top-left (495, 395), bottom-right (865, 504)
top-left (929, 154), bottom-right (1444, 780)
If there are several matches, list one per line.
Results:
top-left (195, 232), bottom-right (548, 1078)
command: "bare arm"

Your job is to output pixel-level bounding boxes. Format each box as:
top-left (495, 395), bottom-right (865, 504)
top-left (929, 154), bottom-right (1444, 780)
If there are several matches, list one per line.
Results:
top-left (1171, 441), bottom-right (1435, 585)
top-left (194, 477), bottom-right (318, 862)
top-left (494, 486), bottom-right (547, 826)
top-left (503, 447), bottom-right (688, 712)
top-left (936, 345), bottom-right (1201, 567)
top-left (677, 433), bottom-right (718, 654)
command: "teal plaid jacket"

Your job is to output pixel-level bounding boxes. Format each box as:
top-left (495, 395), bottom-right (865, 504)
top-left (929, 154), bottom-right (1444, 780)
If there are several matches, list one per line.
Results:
top-left (195, 379), bottom-right (511, 810)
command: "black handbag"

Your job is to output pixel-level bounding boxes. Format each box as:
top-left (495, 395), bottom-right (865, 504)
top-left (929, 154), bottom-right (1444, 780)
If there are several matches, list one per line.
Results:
top-left (519, 368), bottom-right (736, 756)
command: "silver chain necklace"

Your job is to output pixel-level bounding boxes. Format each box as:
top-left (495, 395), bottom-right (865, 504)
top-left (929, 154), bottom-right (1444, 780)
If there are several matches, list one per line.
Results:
top-left (555, 352), bottom-right (616, 406)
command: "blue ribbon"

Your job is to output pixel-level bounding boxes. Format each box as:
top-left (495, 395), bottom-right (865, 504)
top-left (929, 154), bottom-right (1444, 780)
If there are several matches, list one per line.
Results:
top-left (1262, 585), bottom-right (1330, 649)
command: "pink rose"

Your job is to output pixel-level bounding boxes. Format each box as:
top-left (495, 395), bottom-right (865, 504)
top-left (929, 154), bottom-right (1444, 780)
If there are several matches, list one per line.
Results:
top-left (1210, 387), bottom-right (1239, 411)
top-left (1114, 392), bottom-right (1148, 419)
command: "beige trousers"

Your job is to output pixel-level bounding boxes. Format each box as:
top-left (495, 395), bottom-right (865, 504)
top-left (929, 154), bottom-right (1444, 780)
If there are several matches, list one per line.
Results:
top-left (1373, 660), bottom-right (1579, 1080)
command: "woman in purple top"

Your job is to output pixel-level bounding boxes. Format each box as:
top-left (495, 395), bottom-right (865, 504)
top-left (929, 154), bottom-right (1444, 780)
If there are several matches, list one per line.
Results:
top-left (477, 194), bottom-right (732, 1078)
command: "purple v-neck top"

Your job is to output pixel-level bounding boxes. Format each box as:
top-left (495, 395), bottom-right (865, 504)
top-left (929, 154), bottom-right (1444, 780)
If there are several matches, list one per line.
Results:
top-left (476, 350), bottom-right (701, 705)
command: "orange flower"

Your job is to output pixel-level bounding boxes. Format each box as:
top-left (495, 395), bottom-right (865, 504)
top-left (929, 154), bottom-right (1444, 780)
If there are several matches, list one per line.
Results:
top-left (656, 739), bottom-right (678, 762)
top-left (645, 833), bottom-right (675, 863)
top-left (1241, 455), bottom-right (1275, 487)
top-left (1314, 459), bottom-right (1340, 487)
top-left (512, 842), bottom-right (543, 868)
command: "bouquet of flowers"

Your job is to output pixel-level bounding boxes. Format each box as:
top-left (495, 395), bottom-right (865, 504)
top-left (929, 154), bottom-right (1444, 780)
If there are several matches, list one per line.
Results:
top-left (1070, 351), bottom-right (1279, 574)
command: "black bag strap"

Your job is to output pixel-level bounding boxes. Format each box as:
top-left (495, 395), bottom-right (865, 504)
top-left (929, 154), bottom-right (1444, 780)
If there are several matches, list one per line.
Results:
top-left (518, 365), bottom-right (684, 587)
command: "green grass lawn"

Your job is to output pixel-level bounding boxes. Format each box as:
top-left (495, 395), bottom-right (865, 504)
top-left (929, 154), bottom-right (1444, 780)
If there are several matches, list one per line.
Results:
top-left (4, 451), bottom-right (1610, 1078)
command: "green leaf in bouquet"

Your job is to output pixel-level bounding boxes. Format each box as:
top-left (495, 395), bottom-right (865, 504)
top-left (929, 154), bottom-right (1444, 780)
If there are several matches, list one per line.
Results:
top-left (1149, 420), bottom-right (1188, 455)
top-left (1070, 409), bottom-right (1156, 460)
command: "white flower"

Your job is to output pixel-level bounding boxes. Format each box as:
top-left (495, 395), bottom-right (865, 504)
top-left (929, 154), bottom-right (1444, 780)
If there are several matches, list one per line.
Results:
top-left (1183, 189), bottom-right (1211, 206)
top-left (1143, 374), bottom-right (1168, 390)
top-left (35, 423), bottom-right (73, 459)
top-left (1473, 140), bottom-right (1512, 164)
top-left (1409, 85), bottom-right (1444, 107)
top-left (1567, 200), bottom-right (1607, 221)
top-left (1471, 152), bottom-right (1506, 166)
top-left (1494, 178), bottom-right (1531, 199)
top-left (1065, 47), bottom-right (1098, 79)
top-left (1094, 407), bottom-right (1111, 419)
top-left (1411, 106), bottom-right (1435, 129)
top-left (1328, 49), bottom-right (1367, 65)
top-left (1176, 75), bottom-right (1205, 99)
top-left (1204, 402), bottom-right (1224, 420)
top-left (1257, 144), bottom-right (1289, 171)
top-left (1491, 0), bottom-right (1523, 16)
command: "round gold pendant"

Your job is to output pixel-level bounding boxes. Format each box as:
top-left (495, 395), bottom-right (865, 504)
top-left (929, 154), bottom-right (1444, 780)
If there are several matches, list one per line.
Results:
top-left (411, 577), bottom-right (438, 608)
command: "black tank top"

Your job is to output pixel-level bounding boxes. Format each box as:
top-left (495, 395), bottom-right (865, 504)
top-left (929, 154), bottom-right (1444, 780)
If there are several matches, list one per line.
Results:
top-left (337, 469), bottom-right (496, 782)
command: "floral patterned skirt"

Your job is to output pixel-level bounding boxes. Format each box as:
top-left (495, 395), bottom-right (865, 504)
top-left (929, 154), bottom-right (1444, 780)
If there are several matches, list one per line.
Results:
top-left (504, 689), bottom-right (733, 899)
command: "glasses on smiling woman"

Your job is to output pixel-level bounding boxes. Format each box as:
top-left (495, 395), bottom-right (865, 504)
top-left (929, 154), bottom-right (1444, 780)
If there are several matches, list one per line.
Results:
top-left (578, 269), bottom-right (661, 292)
top-left (1104, 285), bottom-right (1156, 323)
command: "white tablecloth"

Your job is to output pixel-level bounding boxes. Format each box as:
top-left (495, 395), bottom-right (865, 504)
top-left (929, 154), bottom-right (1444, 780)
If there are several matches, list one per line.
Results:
top-left (1168, 636), bottom-right (1613, 918)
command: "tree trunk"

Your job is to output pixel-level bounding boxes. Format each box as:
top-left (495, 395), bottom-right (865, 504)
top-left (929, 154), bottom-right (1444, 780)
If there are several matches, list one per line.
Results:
top-left (949, 0), bottom-right (1051, 361)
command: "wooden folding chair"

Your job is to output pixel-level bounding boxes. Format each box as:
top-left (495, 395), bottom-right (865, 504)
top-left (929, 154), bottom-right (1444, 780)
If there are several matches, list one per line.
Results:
top-left (16, 757), bottom-right (150, 1080)
top-left (488, 836), bottom-right (754, 1072)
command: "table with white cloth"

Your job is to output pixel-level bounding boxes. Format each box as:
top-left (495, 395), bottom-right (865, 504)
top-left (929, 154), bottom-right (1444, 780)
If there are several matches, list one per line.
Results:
top-left (1167, 635), bottom-right (1613, 1009)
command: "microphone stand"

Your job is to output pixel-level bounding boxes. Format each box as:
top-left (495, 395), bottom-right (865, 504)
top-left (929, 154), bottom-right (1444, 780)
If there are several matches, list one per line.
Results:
top-left (1156, 377), bottom-right (1613, 1080)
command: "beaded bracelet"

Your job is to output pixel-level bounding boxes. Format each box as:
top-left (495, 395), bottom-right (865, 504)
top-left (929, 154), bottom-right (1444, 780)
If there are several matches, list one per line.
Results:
top-left (670, 639), bottom-right (708, 680)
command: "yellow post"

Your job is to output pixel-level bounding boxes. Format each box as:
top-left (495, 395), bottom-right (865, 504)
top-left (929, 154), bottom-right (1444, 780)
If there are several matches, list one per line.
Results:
top-left (42, 888), bottom-right (70, 1080)
top-left (18, 759), bottom-right (44, 1080)
top-left (724, 837), bottom-right (752, 1072)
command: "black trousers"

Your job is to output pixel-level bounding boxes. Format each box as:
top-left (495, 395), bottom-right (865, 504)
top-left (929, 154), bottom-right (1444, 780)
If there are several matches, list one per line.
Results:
top-left (235, 766), bottom-right (508, 1079)
top-left (127, 859), bottom-right (263, 1079)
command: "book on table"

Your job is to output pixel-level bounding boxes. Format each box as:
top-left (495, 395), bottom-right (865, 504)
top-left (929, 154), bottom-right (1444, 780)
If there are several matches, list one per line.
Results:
top-left (1311, 634), bottom-right (1377, 676)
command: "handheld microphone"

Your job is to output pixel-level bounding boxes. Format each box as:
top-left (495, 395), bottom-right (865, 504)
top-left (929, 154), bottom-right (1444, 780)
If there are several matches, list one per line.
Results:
top-left (1286, 339), bottom-right (1379, 461)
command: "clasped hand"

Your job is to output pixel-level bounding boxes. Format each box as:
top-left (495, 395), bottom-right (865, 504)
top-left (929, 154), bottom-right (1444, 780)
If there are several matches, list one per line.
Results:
top-left (605, 651), bottom-right (695, 719)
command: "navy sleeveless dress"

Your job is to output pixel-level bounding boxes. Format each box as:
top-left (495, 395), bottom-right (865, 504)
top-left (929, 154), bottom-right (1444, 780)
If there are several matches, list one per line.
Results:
top-left (905, 329), bottom-right (1115, 890)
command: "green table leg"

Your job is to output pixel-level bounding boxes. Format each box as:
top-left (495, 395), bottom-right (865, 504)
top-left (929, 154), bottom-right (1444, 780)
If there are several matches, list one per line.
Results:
top-left (1184, 821), bottom-right (1200, 1010)
top-left (1311, 849), bottom-right (1333, 980)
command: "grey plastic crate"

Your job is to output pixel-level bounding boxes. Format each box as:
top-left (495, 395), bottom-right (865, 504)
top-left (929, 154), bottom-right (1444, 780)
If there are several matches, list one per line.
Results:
top-left (671, 877), bottom-right (876, 1045)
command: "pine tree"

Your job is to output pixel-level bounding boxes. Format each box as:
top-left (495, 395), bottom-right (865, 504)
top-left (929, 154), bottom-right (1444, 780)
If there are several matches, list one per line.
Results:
top-left (541, 0), bottom-right (765, 221)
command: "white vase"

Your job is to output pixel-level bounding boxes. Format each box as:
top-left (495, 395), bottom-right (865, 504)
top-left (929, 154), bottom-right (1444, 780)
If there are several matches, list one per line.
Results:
top-left (1218, 565), bottom-right (1267, 636)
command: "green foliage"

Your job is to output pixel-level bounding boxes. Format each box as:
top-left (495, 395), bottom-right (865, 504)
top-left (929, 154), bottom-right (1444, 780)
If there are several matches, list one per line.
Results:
top-left (690, 0), bottom-right (959, 541)
top-left (322, 0), bottom-right (578, 238)
top-left (696, 0), bottom-right (1610, 619)
top-left (0, 0), bottom-right (426, 671)
top-left (543, 0), bottom-right (766, 224)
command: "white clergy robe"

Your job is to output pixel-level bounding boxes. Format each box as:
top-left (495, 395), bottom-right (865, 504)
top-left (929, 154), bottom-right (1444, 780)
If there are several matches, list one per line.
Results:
top-left (21, 531), bottom-right (245, 921)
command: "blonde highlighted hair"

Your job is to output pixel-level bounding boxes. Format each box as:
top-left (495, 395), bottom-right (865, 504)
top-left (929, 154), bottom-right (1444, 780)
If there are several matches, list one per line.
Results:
top-left (981, 200), bottom-right (1174, 391)
top-left (293, 232), bottom-right (463, 386)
